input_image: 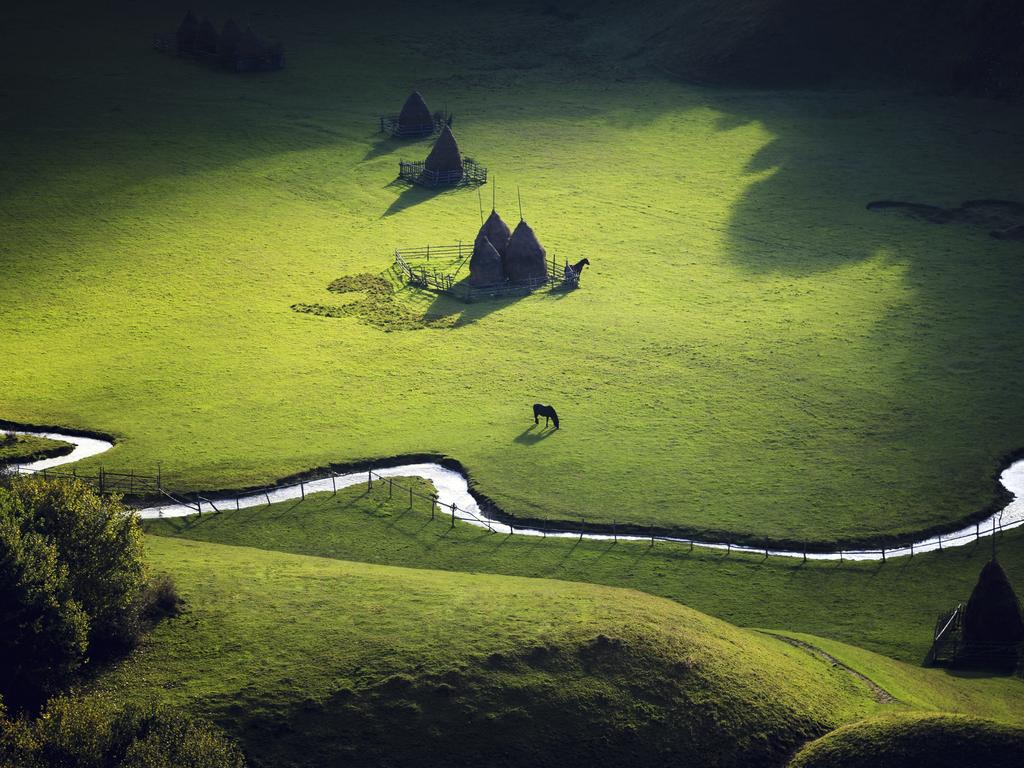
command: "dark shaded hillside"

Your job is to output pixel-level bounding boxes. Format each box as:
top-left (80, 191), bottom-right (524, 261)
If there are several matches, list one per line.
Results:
top-left (559, 0), bottom-right (1024, 96)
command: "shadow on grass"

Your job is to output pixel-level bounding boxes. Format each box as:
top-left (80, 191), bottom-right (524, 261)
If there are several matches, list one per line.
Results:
top-left (513, 424), bottom-right (557, 444)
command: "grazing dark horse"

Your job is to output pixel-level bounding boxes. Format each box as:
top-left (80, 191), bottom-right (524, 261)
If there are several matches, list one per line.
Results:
top-left (563, 258), bottom-right (590, 287)
top-left (533, 404), bottom-right (559, 430)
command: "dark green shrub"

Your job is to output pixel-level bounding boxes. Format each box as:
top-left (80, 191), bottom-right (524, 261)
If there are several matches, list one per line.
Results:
top-left (0, 478), bottom-right (146, 708)
top-left (0, 504), bottom-right (89, 709)
top-left (1, 695), bottom-right (245, 768)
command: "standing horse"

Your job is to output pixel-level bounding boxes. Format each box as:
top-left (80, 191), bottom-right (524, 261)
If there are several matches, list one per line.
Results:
top-left (563, 258), bottom-right (590, 287)
top-left (533, 404), bottom-right (559, 430)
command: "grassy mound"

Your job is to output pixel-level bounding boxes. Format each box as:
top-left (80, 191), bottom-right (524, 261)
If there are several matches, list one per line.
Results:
top-left (788, 712), bottom-right (1024, 768)
top-left (145, 480), bottom-right (1024, 667)
top-left (0, 434), bottom-right (73, 465)
top-left (94, 536), bottom-right (883, 768)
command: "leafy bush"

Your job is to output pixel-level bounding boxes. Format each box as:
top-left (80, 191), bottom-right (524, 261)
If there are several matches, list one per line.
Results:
top-left (0, 694), bottom-right (245, 768)
top-left (0, 477), bottom-right (147, 708)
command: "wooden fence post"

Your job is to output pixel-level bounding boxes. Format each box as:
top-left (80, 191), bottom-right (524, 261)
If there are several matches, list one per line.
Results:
top-left (579, 518), bottom-right (584, 542)
top-left (409, 486), bottom-right (413, 508)
top-left (451, 504), bottom-right (456, 528)
top-left (613, 519), bottom-right (617, 542)
top-left (156, 462), bottom-right (161, 493)
top-left (332, 475), bottom-right (337, 495)
top-left (99, 466), bottom-right (105, 495)
top-left (431, 495), bottom-right (436, 520)
top-left (300, 480), bottom-right (305, 500)
top-left (195, 492), bottom-right (202, 517)
top-left (882, 548), bottom-right (886, 562)
top-left (367, 470), bottom-right (372, 491)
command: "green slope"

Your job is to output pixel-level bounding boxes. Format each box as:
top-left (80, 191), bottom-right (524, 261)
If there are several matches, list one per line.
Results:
top-left (788, 712), bottom-right (1024, 768)
top-left (144, 480), bottom-right (1024, 663)
top-left (1, 1), bottom-right (1023, 543)
top-left (94, 535), bottom-right (885, 768)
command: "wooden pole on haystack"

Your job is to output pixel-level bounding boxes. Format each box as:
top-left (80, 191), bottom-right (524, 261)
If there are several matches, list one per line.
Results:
top-left (478, 187), bottom-right (483, 224)
top-left (517, 186), bottom-right (523, 221)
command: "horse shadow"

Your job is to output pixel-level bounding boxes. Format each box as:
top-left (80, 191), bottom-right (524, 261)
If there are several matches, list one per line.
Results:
top-left (513, 424), bottom-right (557, 444)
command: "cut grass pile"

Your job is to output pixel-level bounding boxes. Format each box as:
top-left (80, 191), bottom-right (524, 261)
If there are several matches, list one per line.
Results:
top-left (94, 535), bottom-right (881, 768)
top-left (0, 434), bottom-right (73, 464)
top-left (1, 1), bottom-right (1024, 543)
top-left (144, 480), bottom-right (1024, 665)
top-left (787, 712), bottom-right (1024, 768)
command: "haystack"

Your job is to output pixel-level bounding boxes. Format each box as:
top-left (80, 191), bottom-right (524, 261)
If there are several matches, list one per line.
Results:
top-left (398, 91), bottom-right (433, 133)
top-left (964, 559), bottom-right (1024, 648)
top-left (477, 209), bottom-right (511, 257)
top-left (504, 220), bottom-right (547, 283)
top-left (176, 10), bottom-right (198, 53)
top-left (218, 18), bottom-right (240, 63)
top-left (469, 237), bottom-right (505, 286)
top-left (424, 125), bottom-right (464, 177)
top-left (196, 17), bottom-right (219, 55)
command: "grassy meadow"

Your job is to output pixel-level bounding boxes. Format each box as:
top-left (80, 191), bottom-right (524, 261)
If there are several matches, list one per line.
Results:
top-left (2, 1), bottom-right (1024, 544)
top-left (94, 531), bottom-right (1024, 767)
top-left (144, 480), bottom-right (1024, 664)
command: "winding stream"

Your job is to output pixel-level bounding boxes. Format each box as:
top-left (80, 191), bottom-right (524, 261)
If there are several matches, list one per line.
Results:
top-left (8, 428), bottom-right (1024, 562)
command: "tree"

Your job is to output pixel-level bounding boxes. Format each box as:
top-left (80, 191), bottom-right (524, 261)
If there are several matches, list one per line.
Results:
top-left (0, 477), bottom-right (146, 708)
top-left (0, 505), bottom-right (88, 710)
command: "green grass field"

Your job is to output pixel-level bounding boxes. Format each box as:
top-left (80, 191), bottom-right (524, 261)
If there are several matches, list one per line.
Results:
top-left (144, 480), bottom-right (1024, 663)
top-left (95, 535), bottom-right (885, 768)
top-left (2, 1), bottom-right (1024, 544)
top-left (0, 434), bottom-right (73, 464)
top-left (5, 1), bottom-right (1024, 764)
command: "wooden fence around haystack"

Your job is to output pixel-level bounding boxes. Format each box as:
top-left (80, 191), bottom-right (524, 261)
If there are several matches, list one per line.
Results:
top-left (393, 244), bottom-right (569, 302)
top-left (926, 602), bottom-right (1024, 670)
top-left (398, 158), bottom-right (487, 188)
top-left (379, 115), bottom-right (446, 138)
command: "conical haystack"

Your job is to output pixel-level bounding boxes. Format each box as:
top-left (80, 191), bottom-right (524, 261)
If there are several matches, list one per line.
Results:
top-left (217, 18), bottom-right (239, 63)
top-left (176, 10), bottom-right (198, 53)
top-left (469, 237), bottom-right (504, 286)
top-left (196, 17), bottom-right (220, 55)
top-left (964, 559), bottom-right (1024, 646)
top-left (476, 209), bottom-right (511, 257)
top-left (424, 125), bottom-right (464, 176)
top-left (398, 91), bottom-right (433, 133)
top-left (504, 220), bottom-right (547, 283)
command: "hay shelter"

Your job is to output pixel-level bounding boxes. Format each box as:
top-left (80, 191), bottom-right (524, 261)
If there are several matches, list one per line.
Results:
top-left (424, 125), bottom-right (464, 178)
top-left (398, 92), bottom-right (435, 136)
top-left (469, 238), bottom-right (504, 286)
top-left (477, 209), bottom-right (511, 257)
top-left (504, 219), bottom-right (547, 283)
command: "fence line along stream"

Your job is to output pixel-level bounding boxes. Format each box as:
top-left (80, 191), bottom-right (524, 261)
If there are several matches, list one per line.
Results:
top-left (5, 428), bottom-right (1024, 562)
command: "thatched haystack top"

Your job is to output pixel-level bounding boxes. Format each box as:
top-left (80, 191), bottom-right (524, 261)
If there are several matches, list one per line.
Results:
top-left (424, 125), bottom-right (464, 174)
top-left (504, 219), bottom-right (547, 282)
top-left (470, 237), bottom-right (504, 287)
top-left (964, 559), bottom-right (1024, 645)
top-left (398, 91), bottom-right (432, 131)
top-left (476, 210), bottom-right (511, 257)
